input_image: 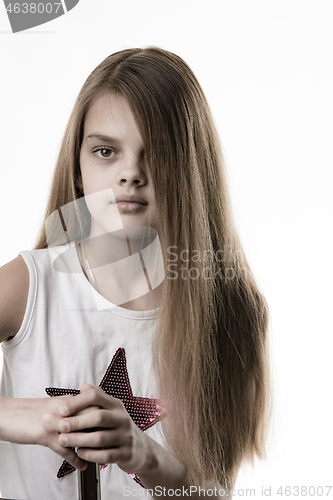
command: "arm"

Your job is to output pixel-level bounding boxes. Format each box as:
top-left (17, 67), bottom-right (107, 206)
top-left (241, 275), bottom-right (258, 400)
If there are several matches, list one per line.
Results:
top-left (0, 255), bottom-right (29, 343)
top-left (0, 256), bottom-right (87, 471)
top-left (56, 385), bottom-right (226, 499)
top-left (0, 394), bottom-right (88, 470)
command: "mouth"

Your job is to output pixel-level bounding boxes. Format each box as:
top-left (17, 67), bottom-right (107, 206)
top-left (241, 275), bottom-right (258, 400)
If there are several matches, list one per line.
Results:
top-left (114, 201), bottom-right (147, 212)
top-left (114, 194), bottom-right (148, 204)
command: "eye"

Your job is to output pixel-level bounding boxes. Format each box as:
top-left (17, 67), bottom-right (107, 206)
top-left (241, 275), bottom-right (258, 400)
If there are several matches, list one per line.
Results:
top-left (94, 148), bottom-right (117, 159)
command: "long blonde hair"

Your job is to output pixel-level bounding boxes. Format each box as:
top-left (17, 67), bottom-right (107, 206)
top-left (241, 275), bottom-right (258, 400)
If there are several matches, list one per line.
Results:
top-left (34, 47), bottom-right (272, 489)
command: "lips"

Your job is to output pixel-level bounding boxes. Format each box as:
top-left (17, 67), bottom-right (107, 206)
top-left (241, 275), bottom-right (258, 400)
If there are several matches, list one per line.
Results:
top-left (114, 194), bottom-right (147, 205)
top-left (116, 201), bottom-right (147, 212)
top-left (111, 194), bottom-right (148, 213)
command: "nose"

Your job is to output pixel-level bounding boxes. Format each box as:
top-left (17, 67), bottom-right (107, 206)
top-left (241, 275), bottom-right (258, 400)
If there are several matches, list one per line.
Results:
top-left (116, 152), bottom-right (147, 186)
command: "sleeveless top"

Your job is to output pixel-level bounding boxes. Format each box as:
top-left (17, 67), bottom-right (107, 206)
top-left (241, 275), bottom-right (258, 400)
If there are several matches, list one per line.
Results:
top-left (0, 242), bottom-right (165, 500)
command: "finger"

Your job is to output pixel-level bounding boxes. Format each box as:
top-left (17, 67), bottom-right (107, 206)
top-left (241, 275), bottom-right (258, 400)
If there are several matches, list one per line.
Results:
top-left (58, 394), bottom-right (76, 402)
top-left (58, 429), bottom-right (123, 449)
top-left (59, 387), bottom-right (119, 417)
top-left (79, 383), bottom-right (95, 393)
top-left (58, 409), bottom-right (121, 433)
top-left (77, 446), bottom-right (130, 465)
top-left (74, 405), bottom-right (101, 417)
top-left (51, 442), bottom-right (88, 471)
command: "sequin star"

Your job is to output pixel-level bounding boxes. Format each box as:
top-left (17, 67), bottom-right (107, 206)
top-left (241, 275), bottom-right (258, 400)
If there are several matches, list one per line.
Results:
top-left (45, 347), bottom-right (165, 488)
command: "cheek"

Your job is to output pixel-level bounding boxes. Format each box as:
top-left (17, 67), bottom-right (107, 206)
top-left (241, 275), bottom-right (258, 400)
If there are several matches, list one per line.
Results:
top-left (85, 189), bottom-right (111, 211)
top-left (84, 189), bottom-right (124, 233)
top-left (79, 151), bottom-right (99, 193)
top-left (80, 163), bottom-right (114, 197)
top-left (80, 168), bottom-right (96, 194)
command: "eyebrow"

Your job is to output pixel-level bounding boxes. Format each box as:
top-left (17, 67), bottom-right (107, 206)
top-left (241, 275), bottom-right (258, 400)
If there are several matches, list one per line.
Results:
top-left (85, 134), bottom-right (122, 145)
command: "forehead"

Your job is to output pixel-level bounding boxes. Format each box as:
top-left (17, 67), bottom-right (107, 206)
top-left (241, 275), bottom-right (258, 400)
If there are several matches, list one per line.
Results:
top-left (83, 93), bottom-right (142, 145)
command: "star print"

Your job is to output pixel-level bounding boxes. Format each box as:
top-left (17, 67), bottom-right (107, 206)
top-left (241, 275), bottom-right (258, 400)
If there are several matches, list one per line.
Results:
top-left (45, 347), bottom-right (165, 488)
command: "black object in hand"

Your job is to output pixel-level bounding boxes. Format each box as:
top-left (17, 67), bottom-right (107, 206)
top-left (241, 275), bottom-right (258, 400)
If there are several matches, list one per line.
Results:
top-left (78, 461), bottom-right (101, 500)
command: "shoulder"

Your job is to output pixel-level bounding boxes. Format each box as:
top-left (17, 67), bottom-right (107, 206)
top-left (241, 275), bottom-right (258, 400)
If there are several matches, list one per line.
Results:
top-left (0, 255), bottom-right (29, 343)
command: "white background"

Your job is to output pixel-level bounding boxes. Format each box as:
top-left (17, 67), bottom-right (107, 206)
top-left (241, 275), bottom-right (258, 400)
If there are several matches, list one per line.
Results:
top-left (0, 1), bottom-right (332, 498)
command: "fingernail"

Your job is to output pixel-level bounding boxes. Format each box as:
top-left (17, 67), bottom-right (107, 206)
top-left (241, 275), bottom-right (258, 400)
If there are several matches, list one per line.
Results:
top-left (60, 420), bottom-right (70, 432)
top-left (59, 435), bottom-right (68, 446)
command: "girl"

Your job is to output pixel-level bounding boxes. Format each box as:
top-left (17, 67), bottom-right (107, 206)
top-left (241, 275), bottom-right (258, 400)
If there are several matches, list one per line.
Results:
top-left (0, 47), bottom-right (272, 499)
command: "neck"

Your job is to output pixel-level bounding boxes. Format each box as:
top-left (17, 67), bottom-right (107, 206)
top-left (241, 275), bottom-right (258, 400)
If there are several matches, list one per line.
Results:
top-left (78, 237), bottom-right (163, 311)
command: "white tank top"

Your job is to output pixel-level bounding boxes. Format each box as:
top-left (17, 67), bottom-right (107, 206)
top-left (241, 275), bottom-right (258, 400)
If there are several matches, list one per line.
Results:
top-left (0, 242), bottom-right (165, 500)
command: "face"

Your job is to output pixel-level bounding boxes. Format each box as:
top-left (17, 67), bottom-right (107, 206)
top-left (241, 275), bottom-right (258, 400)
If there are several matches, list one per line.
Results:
top-left (79, 93), bottom-right (157, 239)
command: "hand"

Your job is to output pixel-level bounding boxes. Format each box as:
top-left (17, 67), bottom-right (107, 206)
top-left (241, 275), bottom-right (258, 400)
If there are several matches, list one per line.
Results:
top-left (0, 395), bottom-right (88, 471)
top-left (57, 384), bottom-right (152, 474)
